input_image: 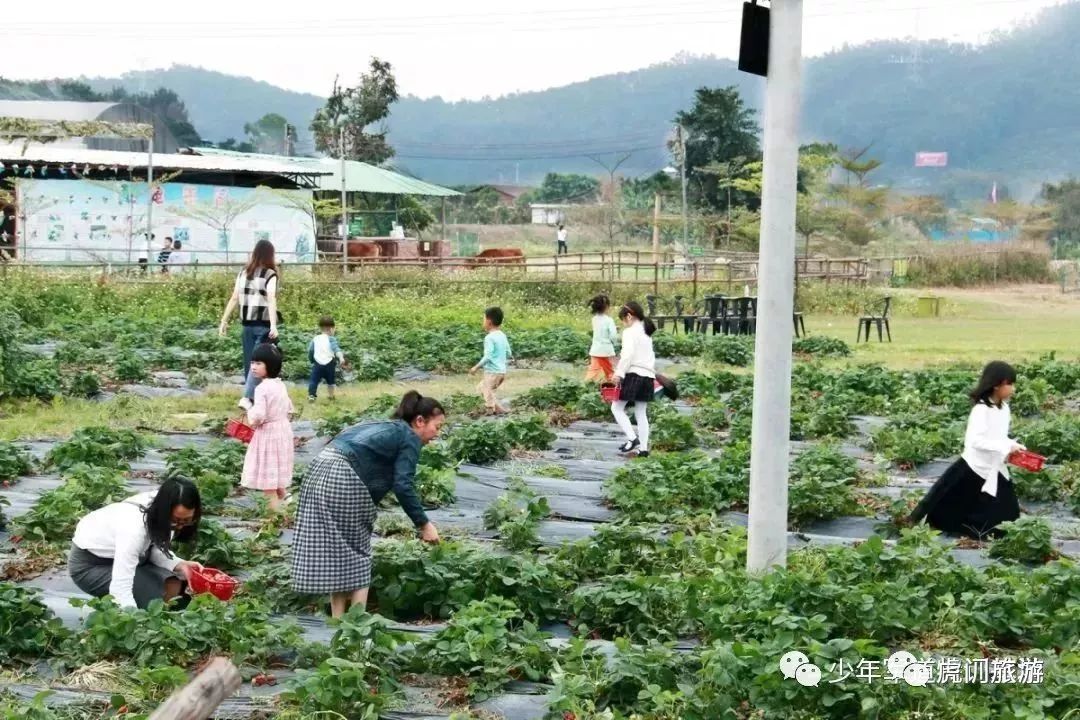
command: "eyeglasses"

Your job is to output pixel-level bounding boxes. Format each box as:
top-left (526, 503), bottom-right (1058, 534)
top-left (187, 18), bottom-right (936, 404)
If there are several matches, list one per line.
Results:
top-left (171, 516), bottom-right (195, 528)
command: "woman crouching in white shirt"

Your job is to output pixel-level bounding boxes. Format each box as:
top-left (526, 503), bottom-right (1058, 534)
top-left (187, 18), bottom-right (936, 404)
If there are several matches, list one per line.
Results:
top-left (909, 361), bottom-right (1023, 539)
top-left (69, 477), bottom-right (204, 609)
top-left (612, 301), bottom-right (657, 458)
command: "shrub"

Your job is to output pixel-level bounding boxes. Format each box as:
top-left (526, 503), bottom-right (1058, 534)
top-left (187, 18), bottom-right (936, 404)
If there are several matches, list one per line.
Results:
top-left (906, 249), bottom-right (1050, 287)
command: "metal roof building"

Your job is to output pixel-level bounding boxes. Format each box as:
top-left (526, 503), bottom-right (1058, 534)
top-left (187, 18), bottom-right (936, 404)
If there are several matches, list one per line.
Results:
top-left (0, 100), bottom-right (180, 154)
top-left (0, 143), bottom-right (328, 188)
top-left (190, 147), bottom-right (459, 197)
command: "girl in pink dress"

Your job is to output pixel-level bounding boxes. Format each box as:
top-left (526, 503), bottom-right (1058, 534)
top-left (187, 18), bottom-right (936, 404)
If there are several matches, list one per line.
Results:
top-left (241, 343), bottom-right (294, 512)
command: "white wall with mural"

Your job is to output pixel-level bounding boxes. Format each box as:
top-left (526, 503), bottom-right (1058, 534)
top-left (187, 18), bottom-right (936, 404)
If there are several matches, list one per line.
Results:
top-left (16, 179), bottom-right (316, 265)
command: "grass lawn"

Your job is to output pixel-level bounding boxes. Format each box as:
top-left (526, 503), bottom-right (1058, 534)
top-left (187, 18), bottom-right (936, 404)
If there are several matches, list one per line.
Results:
top-left (805, 284), bottom-right (1080, 367)
top-left (0, 369), bottom-right (560, 441)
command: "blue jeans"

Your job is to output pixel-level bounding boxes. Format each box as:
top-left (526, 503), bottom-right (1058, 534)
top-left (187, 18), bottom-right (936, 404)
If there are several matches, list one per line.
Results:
top-left (241, 324), bottom-right (271, 400)
top-left (308, 360), bottom-right (337, 398)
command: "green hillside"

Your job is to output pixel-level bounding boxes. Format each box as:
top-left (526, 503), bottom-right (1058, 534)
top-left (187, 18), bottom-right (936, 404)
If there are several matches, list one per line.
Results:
top-left (2, 1), bottom-right (1078, 195)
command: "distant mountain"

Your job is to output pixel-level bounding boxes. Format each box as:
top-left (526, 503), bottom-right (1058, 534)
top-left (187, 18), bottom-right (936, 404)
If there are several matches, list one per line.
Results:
top-left (5, 2), bottom-right (1080, 196)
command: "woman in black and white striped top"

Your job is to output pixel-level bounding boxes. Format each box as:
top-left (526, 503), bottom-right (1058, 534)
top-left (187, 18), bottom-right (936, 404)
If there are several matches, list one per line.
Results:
top-left (218, 240), bottom-right (281, 410)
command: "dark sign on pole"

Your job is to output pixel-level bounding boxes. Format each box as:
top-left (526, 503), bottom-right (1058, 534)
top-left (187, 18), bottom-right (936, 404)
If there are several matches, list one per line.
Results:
top-left (739, 1), bottom-right (770, 77)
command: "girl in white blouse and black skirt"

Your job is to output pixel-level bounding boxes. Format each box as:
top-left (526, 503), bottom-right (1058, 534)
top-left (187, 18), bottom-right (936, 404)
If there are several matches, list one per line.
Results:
top-left (612, 301), bottom-right (657, 458)
top-left (909, 361), bottom-right (1024, 539)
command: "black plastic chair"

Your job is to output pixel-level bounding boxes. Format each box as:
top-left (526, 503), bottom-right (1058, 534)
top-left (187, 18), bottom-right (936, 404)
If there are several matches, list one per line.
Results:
top-left (696, 295), bottom-right (726, 335)
top-left (857, 296), bottom-right (892, 343)
top-left (724, 296), bottom-right (756, 335)
top-left (793, 312), bottom-right (807, 337)
top-left (647, 294), bottom-right (682, 333)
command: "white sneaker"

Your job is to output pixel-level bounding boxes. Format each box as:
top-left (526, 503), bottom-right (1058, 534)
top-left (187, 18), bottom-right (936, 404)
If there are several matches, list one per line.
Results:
top-left (238, 397), bottom-right (253, 411)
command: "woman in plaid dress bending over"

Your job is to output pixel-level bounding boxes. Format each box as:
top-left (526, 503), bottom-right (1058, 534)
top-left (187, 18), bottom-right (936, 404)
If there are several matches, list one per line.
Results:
top-left (291, 391), bottom-right (444, 617)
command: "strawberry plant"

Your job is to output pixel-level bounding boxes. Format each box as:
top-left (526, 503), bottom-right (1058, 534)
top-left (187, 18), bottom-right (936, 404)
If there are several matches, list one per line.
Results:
top-left (113, 355), bottom-right (148, 383)
top-left (705, 335), bottom-right (753, 367)
top-left (788, 445), bottom-right (862, 529)
top-left (502, 415), bottom-right (557, 451)
top-left (1011, 466), bottom-right (1065, 503)
top-left (672, 369), bottom-right (742, 401)
top-left (0, 583), bottom-right (69, 662)
top-left (16, 465), bottom-right (128, 542)
top-left (61, 371), bottom-right (101, 399)
top-left (607, 445), bottom-right (750, 523)
top-left (174, 518), bottom-right (251, 571)
top-left (570, 574), bottom-right (699, 641)
top-left (483, 479), bottom-right (551, 551)
top-left (649, 403), bottom-right (699, 452)
top-left (1018, 413), bottom-right (1080, 463)
top-left (67, 594), bottom-right (303, 668)
top-left (415, 597), bottom-right (554, 698)
top-left (284, 656), bottom-right (397, 720)
top-left (444, 421), bottom-right (511, 464)
top-left (0, 442), bottom-right (33, 482)
top-left (165, 441), bottom-right (246, 480)
top-left (415, 443), bottom-right (459, 507)
top-left (518, 377), bottom-right (589, 410)
top-left (792, 336), bottom-right (851, 357)
top-left (989, 517), bottom-right (1056, 564)
top-left (371, 539), bottom-right (566, 622)
top-left (45, 426), bottom-right (146, 472)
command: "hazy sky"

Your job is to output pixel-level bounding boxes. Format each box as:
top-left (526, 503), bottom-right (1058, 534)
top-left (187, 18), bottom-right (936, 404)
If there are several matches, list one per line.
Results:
top-left (1, 0), bottom-right (1064, 100)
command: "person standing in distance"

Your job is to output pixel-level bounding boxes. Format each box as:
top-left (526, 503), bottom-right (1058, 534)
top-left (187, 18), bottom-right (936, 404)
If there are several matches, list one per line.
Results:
top-left (557, 224), bottom-right (568, 256)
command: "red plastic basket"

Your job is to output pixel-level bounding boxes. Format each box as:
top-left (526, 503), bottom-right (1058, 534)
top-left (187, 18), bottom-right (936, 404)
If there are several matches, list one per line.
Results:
top-left (600, 383), bottom-right (620, 404)
top-left (189, 567), bottom-right (240, 601)
top-left (225, 418), bottom-right (254, 444)
top-left (1009, 450), bottom-right (1046, 472)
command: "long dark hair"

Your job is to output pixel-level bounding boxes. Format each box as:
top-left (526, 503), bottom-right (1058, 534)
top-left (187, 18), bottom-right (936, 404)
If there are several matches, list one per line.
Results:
top-left (144, 477), bottom-right (201, 557)
top-left (618, 301), bottom-right (657, 336)
top-left (970, 361), bottom-right (1017, 407)
top-left (588, 294), bottom-right (610, 314)
top-left (244, 239), bottom-right (277, 280)
top-left (392, 390), bottom-right (445, 424)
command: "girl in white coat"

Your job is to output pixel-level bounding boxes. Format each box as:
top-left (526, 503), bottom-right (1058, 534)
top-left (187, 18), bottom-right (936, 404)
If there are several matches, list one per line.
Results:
top-left (611, 301), bottom-right (657, 458)
top-left (909, 361), bottom-right (1023, 538)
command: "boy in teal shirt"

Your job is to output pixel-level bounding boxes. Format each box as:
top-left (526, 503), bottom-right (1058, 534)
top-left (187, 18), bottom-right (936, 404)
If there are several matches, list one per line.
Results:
top-left (470, 306), bottom-right (512, 414)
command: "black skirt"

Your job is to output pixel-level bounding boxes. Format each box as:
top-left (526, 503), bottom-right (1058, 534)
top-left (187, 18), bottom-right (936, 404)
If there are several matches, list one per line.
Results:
top-left (619, 373), bottom-right (655, 403)
top-left (909, 459), bottom-right (1019, 539)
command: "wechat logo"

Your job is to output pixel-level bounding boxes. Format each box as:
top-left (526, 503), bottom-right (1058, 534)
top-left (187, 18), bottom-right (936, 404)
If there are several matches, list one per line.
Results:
top-left (780, 651), bottom-right (822, 687)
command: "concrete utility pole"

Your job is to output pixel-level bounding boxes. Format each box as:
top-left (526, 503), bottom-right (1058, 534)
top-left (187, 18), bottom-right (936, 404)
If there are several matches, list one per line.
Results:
top-left (747, 0), bottom-right (803, 573)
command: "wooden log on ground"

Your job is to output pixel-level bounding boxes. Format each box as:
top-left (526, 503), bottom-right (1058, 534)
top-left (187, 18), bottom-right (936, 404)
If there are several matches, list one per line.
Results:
top-left (148, 657), bottom-right (242, 720)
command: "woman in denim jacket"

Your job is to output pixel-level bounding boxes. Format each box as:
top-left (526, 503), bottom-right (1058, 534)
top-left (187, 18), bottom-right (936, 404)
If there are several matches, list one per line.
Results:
top-left (291, 391), bottom-right (445, 617)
